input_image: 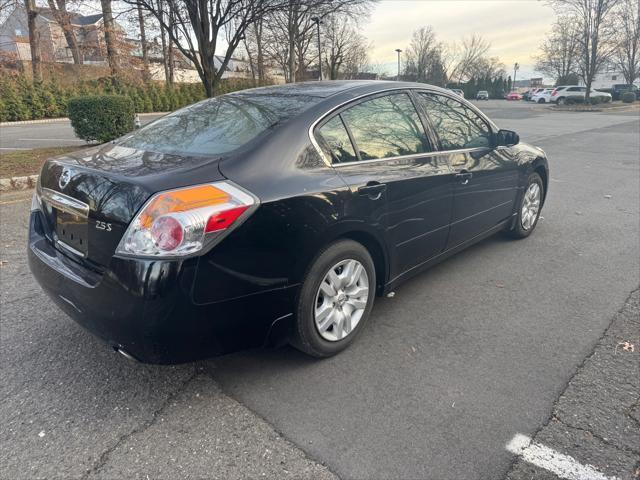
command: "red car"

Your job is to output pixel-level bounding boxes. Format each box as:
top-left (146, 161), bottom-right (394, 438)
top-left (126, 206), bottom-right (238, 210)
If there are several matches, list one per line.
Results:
top-left (506, 92), bottom-right (522, 101)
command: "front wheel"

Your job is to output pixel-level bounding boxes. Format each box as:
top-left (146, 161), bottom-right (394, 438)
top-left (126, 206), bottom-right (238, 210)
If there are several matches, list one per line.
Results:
top-left (291, 239), bottom-right (376, 357)
top-left (506, 172), bottom-right (544, 239)
top-left (538, 98), bottom-right (545, 104)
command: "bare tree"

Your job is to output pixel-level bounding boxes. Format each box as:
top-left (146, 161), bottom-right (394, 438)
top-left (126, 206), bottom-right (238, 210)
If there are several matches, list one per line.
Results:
top-left (321, 15), bottom-right (368, 79)
top-left (446, 34), bottom-right (491, 83)
top-left (535, 16), bottom-right (580, 84)
top-left (136, 1), bottom-right (150, 80)
top-left (261, 0), bottom-right (373, 83)
top-left (45, 0), bottom-right (82, 64)
top-left (612, 0), bottom-right (640, 84)
top-left (241, 13), bottom-right (266, 84)
top-left (24, 0), bottom-right (41, 81)
top-left (100, 0), bottom-right (119, 75)
top-left (130, 0), bottom-right (290, 97)
top-left (403, 26), bottom-right (446, 84)
top-left (549, 0), bottom-right (617, 98)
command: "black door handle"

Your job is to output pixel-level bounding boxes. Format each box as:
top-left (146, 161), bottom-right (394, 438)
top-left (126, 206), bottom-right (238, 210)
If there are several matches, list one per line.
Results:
top-left (358, 182), bottom-right (387, 200)
top-left (455, 170), bottom-right (473, 185)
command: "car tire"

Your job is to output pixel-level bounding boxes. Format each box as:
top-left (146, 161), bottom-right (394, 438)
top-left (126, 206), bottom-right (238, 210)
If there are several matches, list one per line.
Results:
top-left (557, 97), bottom-right (566, 105)
top-left (506, 172), bottom-right (544, 239)
top-left (538, 98), bottom-right (545, 104)
top-left (291, 239), bottom-right (376, 358)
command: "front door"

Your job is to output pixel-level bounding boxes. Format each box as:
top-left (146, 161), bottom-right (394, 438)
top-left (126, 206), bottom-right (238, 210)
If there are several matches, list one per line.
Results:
top-left (415, 92), bottom-right (519, 247)
top-left (314, 92), bottom-right (455, 280)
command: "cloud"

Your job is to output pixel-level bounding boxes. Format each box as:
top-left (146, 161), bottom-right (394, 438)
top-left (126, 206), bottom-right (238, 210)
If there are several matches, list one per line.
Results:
top-left (365, 0), bottom-right (556, 69)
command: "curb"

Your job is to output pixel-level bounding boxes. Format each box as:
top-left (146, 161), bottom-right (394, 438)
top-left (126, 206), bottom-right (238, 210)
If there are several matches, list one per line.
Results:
top-left (0, 112), bottom-right (168, 127)
top-left (549, 103), bottom-right (639, 113)
top-left (0, 174), bottom-right (38, 192)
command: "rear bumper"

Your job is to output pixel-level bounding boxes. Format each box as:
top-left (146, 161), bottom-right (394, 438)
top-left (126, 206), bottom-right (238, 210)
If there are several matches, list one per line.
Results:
top-left (28, 212), bottom-right (296, 364)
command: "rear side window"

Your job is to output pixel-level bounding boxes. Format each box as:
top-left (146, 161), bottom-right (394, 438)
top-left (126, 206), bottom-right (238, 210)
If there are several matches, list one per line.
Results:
top-left (317, 116), bottom-right (358, 164)
top-left (417, 92), bottom-right (492, 151)
top-left (340, 93), bottom-right (430, 160)
top-left (119, 93), bottom-right (319, 156)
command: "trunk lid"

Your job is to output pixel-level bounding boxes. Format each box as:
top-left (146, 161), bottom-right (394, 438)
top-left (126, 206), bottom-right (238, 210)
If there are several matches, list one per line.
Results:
top-left (37, 144), bottom-right (225, 268)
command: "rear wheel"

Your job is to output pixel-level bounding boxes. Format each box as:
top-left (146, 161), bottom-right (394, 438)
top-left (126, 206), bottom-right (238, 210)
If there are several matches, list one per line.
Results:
top-left (557, 97), bottom-right (566, 105)
top-left (506, 172), bottom-right (544, 239)
top-left (291, 239), bottom-right (376, 357)
top-left (537, 98), bottom-right (545, 104)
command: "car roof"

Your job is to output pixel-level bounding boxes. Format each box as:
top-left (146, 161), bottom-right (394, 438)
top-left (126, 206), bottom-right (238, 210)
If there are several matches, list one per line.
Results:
top-left (228, 80), bottom-right (461, 103)
top-left (228, 81), bottom-right (403, 99)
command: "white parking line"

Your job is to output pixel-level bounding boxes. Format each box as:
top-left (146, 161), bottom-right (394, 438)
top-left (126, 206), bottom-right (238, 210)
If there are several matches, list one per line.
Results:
top-left (506, 433), bottom-right (619, 480)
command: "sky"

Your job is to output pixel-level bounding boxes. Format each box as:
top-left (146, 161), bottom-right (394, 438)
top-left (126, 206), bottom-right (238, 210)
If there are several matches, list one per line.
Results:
top-left (364, 0), bottom-right (558, 79)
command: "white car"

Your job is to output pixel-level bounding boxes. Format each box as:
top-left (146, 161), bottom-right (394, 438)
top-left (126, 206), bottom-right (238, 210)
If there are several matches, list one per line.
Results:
top-left (550, 86), bottom-right (612, 104)
top-left (531, 89), bottom-right (554, 103)
top-left (449, 89), bottom-right (465, 98)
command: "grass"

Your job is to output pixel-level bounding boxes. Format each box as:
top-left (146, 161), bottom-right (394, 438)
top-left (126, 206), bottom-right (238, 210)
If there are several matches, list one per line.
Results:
top-left (0, 146), bottom-right (87, 178)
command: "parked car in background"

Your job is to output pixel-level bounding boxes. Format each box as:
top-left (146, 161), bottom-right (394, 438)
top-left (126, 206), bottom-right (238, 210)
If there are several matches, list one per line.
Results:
top-left (506, 92), bottom-right (522, 101)
top-left (28, 81), bottom-right (549, 363)
top-left (531, 89), bottom-right (554, 103)
top-left (607, 84), bottom-right (639, 101)
top-left (450, 89), bottom-right (465, 98)
top-left (476, 90), bottom-right (489, 100)
top-left (550, 86), bottom-right (612, 104)
top-left (526, 88), bottom-right (545, 101)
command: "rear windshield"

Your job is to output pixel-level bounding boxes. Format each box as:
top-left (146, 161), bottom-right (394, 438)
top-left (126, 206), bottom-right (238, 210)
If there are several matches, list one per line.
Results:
top-left (119, 92), bottom-right (319, 156)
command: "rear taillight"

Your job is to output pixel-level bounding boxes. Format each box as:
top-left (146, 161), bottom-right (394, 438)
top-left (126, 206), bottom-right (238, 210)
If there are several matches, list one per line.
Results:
top-left (551, 90), bottom-right (558, 96)
top-left (116, 181), bottom-right (258, 258)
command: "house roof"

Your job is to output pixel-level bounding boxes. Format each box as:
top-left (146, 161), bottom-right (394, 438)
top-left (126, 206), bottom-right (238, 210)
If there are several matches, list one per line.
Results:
top-left (35, 8), bottom-right (103, 26)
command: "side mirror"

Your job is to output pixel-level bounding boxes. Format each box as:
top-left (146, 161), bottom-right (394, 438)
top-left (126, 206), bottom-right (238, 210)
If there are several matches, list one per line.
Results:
top-left (496, 129), bottom-right (519, 147)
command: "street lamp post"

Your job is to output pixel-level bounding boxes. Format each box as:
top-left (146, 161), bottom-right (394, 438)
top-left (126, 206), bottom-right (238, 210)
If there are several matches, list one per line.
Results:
top-left (311, 17), bottom-right (322, 81)
top-left (513, 62), bottom-right (520, 91)
top-left (395, 48), bottom-right (402, 81)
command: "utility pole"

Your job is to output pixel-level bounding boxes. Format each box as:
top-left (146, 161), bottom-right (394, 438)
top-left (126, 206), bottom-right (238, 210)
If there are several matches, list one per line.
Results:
top-left (311, 17), bottom-right (322, 81)
top-left (513, 62), bottom-right (520, 91)
top-left (395, 48), bottom-right (402, 81)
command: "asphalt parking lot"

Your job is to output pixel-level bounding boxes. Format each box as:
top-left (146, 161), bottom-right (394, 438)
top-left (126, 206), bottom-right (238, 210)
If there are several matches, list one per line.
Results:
top-left (1, 100), bottom-right (639, 479)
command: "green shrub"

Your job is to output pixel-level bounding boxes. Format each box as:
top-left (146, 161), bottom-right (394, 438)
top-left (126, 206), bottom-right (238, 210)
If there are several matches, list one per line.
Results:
top-left (621, 91), bottom-right (636, 103)
top-left (565, 96), bottom-right (584, 105)
top-left (0, 97), bottom-right (7, 122)
top-left (68, 95), bottom-right (135, 143)
top-left (0, 81), bottom-right (30, 121)
top-left (588, 96), bottom-right (602, 105)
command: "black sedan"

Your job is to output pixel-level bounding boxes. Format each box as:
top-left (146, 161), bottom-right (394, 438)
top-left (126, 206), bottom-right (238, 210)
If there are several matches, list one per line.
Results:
top-left (28, 81), bottom-right (549, 363)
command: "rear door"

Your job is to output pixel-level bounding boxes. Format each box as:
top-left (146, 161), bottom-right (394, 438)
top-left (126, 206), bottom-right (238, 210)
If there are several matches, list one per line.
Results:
top-left (314, 91), bottom-right (455, 278)
top-left (415, 91), bottom-right (519, 248)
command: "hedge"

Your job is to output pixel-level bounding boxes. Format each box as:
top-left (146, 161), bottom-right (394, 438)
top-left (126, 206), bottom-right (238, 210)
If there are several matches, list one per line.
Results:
top-left (621, 91), bottom-right (636, 103)
top-left (0, 77), bottom-right (262, 122)
top-left (68, 95), bottom-right (135, 143)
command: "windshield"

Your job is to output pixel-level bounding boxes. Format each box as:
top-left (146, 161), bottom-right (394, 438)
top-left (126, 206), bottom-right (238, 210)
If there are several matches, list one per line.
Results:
top-left (119, 92), bottom-right (319, 156)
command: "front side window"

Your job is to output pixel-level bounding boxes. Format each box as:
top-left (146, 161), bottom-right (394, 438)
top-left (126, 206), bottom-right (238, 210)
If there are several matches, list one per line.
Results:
top-left (340, 93), bottom-right (430, 160)
top-left (316, 115), bottom-right (357, 164)
top-left (417, 92), bottom-right (492, 151)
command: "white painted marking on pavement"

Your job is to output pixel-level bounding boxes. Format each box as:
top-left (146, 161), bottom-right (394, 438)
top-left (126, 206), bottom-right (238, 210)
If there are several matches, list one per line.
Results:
top-left (506, 433), bottom-right (619, 480)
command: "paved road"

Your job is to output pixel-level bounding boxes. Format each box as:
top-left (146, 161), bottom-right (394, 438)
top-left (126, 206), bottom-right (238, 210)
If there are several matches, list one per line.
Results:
top-left (0, 114), bottom-right (164, 150)
top-left (1, 102), bottom-right (639, 479)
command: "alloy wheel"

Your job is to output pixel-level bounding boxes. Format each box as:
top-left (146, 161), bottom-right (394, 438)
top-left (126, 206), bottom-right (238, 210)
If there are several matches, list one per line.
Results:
top-left (314, 259), bottom-right (369, 342)
top-left (521, 182), bottom-right (541, 231)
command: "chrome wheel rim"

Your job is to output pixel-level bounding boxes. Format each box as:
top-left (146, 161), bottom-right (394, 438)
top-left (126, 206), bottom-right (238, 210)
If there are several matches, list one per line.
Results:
top-left (314, 259), bottom-right (369, 342)
top-left (521, 182), bottom-right (541, 230)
